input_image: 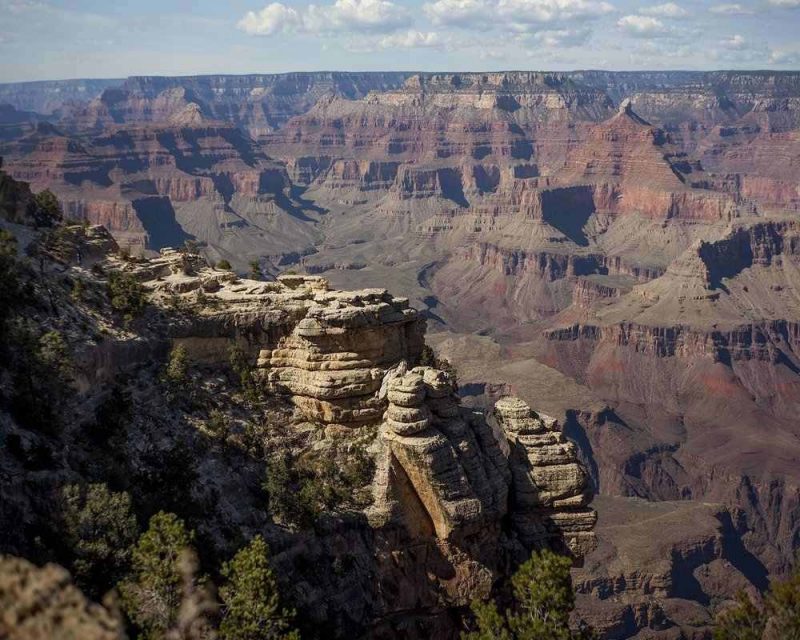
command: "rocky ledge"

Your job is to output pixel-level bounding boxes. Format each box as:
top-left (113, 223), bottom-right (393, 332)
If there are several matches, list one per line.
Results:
top-left (132, 250), bottom-right (595, 543)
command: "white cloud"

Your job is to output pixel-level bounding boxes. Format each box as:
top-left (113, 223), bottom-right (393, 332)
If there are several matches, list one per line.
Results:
top-left (238, 0), bottom-right (411, 37)
top-left (423, 0), bottom-right (614, 32)
top-left (720, 34), bottom-right (746, 49)
top-left (238, 3), bottom-right (302, 35)
top-left (497, 0), bottom-right (615, 23)
top-left (709, 35), bottom-right (769, 63)
top-left (424, 0), bottom-right (494, 28)
top-left (377, 30), bottom-right (445, 48)
top-left (768, 0), bottom-right (800, 7)
top-left (305, 0), bottom-right (412, 32)
top-left (479, 49), bottom-right (507, 60)
top-left (770, 49), bottom-right (800, 64)
top-left (709, 3), bottom-right (753, 14)
top-left (345, 29), bottom-right (454, 52)
top-left (617, 15), bottom-right (669, 37)
top-left (640, 2), bottom-right (687, 18)
top-left (533, 27), bottom-right (591, 47)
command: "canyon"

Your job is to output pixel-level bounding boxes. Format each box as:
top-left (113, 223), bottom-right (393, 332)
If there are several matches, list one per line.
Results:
top-left (2, 69), bottom-right (800, 638)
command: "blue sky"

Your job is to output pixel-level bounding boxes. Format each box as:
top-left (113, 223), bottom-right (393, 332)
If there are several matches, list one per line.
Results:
top-left (0, 0), bottom-right (799, 82)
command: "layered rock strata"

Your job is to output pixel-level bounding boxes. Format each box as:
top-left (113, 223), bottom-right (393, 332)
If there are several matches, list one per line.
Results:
top-left (371, 365), bottom-right (510, 541)
top-left (257, 288), bottom-right (425, 427)
top-left (132, 251), bottom-right (596, 564)
top-left (494, 397), bottom-right (597, 558)
top-left (134, 250), bottom-right (425, 428)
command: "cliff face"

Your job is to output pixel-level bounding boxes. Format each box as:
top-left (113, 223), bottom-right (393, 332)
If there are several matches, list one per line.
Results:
top-left (0, 78), bottom-right (121, 115)
top-left (118, 251), bottom-right (597, 634)
top-left (0, 114), bottom-right (322, 266)
top-left (48, 72), bottom-right (411, 138)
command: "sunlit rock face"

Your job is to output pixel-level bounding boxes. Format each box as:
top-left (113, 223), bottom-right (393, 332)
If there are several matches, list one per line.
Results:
top-left (494, 397), bottom-right (597, 559)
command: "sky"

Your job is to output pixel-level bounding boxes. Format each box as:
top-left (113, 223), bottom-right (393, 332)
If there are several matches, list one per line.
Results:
top-left (0, 0), bottom-right (799, 82)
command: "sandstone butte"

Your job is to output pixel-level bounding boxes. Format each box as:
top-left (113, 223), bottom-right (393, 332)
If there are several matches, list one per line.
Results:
top-left (1, 69), bottom-right (800, 638)
top-left (143, 249), bottom-right (598, 558)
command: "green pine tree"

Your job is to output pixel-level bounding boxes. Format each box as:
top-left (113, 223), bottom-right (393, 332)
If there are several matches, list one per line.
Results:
top-left (119, 512), bottom-right (195, 639)
top-left (219, 535), bottom-right (298, 640)
top-left (714, 561), bottom-right (800, 640)
top-left (464, 549), bottom-right (590, 640)
top-left (60, 483), bottom-right (139, 597)
top-left (33, 189), bottom-right (63, 227)
top-left (714, 591), bottom-right (766, 640)
top-left (165, 344), bottom-right (189, 386)
top-left (765, 562), bottom-right (800, 640)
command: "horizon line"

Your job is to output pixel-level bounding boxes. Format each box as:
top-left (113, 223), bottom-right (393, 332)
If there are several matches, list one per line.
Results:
top-left (3, 68), bottom-right (800, 86)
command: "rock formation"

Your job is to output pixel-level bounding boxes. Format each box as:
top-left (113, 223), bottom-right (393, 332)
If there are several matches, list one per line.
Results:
top-left (371, 365), bottom-right (509, 541)
top-left (494, 397), bottom-right (597, 559)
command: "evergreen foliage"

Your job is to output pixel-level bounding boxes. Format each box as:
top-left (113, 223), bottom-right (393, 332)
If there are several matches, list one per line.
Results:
top-left (108, 270), bottom-right (148, 322)
top-left (219, 536), bottom-right (298, 640)
top-left (119, 512), bottom-right (195, 639)
top-left (714, 592), bottom-right (767, 640)
top-left (60, 483), bottom-right (139, 596)
top-left (33, 189), bottom-right (63, 227)
top-left (165, 344), bottom-right (189, 386)
top-left (464, 549), bottom-right (593, 640)
top-left (715, 561), bottom-right (800, 640)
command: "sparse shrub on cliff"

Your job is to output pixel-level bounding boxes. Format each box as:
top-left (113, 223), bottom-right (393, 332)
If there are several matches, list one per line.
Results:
top-left (229, 344), bottom-right (260, 403)
top-left (219, 535), bottom-right (298, 640)
top-left (165, 344), bottom-right (189, 386)
top-left (32, 189), bottom-right (63, 227)
top-left (464, 549), bottom-right (593, 640)
top-left (263, 454), bottom-right (305, 526)
top-left (714, 591), bottom-right (767, 640)
top-left (9, 326), bottom-right (73, 433)
top-left (108, 270), bottom-right (147, 322)
top-left (60, 483), bottom-right (139, 597)
top-left (765, 565), bottom-right (800, 639)
top-left (249, 260), bottom-right (261, 280)
top-left (71, 276), bottom-right (86, 301)
top-left (263, 441), bottom-right (376, 528)
top-left (38, 330), bottom-right (73, 379)
top-left (119, 512), bottom-right (195, 639)
top-left (0, 229), bottom-right (23, 335)
top-left (714, 562), bottom-right (800, 640)
top-left (216, 259), bottom-right (232, 271)
top-left (206, 409), bottom-right (232, 444)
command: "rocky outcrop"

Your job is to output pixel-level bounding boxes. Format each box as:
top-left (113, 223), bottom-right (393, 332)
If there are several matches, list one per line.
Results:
top-left (132, 252), bottom-right (424, 427)
top-left (132, 250), bottom-right (596, 560)
top-left (494, 397), bottom-right (597, 559)
top-left (257, 286), bottom-right (425, 428)
top-left (372, 365), bottom-right (509, 540)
